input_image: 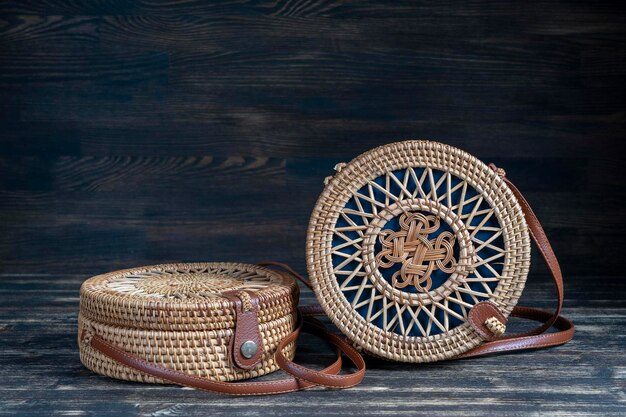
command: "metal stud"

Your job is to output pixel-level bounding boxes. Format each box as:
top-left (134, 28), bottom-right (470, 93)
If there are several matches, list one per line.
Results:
top-left (240, 340), bottom-right (257, 359)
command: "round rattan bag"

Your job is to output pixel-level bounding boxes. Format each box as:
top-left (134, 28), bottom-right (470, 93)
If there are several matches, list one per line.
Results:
top-left (79, 262), bottom-right (299, 383)
top-left (307, 140), bottom-right (532, 362)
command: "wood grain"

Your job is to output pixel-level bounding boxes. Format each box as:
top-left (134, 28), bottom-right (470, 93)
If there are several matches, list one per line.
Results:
top-left (0, 0), bottom-right (624, 415)
top-left (0, 276), bottom-right (624, 416)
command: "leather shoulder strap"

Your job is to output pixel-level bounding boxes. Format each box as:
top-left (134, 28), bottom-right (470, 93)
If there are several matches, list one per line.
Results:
top-left (458, 164), bottom-right (574, 357)
top-left (85, 311), bottom-right (365, 395)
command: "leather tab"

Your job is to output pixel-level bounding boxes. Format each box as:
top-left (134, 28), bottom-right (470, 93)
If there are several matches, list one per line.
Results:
top-left (222, 290), bottom-right (264, 370)
top-left (468, 301), bottom-right (508, 341)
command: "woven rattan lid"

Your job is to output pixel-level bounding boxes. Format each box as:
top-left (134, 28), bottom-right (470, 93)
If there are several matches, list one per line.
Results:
top-left (80, 262), bottom-right (298, 331)
top-left (307, 140), bottom-right (531, 362)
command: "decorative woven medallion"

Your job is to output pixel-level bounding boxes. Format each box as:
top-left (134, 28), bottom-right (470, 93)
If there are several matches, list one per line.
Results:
top-left (307, 141), bottom-right (530, 362)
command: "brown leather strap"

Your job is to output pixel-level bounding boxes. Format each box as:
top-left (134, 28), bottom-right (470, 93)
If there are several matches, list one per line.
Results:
top-left (275, 316), bottom-right (365, 388)
top-left (497, 165), bottom-right (564, 335)
top-left (457, 164), bottom-right (574, 357)
top-left (298, 304), bottom-right (326, 317)
top-left (458, 306), bottom-right (574, 358)
top-left (87, 311), bottom-right (365, 396)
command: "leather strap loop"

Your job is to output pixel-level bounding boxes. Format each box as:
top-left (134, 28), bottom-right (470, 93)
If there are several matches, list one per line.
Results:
top-left (457, 306), bottom-right (574, 358)
top-left (275, 316), bottom-right (366, 388)
top-left (222, 290), bottom-right (265, 370)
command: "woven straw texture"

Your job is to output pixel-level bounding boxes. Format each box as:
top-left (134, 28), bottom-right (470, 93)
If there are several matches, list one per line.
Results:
top-left (79, 262), bottom-right (299, 383)
top-left (307, 140), bottom-right (530, 362)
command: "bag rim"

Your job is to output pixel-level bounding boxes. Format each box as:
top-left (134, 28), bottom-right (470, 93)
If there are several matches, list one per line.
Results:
top-left (79, 262), bottom-right (298, 331)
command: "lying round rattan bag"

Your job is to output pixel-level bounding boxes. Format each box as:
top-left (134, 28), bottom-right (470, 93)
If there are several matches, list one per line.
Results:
top-left (307, 140), bottom-right (536, 362)
top-left (79, 262), bottom-right (300, 383)
top-left (78, 262), bottom-right (366, 394)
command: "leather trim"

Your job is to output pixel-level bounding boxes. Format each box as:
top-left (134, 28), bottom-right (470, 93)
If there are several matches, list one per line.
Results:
top-left (458, 306), bottom-right (574, 358)
top-left (222, 290), bottom-right (264, 370)
top-left (468, 301), bottom-right (508, 341)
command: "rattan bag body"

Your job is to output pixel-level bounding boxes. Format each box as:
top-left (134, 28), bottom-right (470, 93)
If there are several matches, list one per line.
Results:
top-left (79, 263), bottom-right (299, 383)
top-left (307, 140), bottom-right (558, 362)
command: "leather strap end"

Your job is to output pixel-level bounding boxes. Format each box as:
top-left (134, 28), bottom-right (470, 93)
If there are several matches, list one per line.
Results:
top-left (222, 290), bottom-right (265, 370)
top-left (468, 301), bottom-right (509, 341)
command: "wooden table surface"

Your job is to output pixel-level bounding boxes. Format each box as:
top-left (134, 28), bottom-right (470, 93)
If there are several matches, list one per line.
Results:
top-left (0, 275), bottom-right (624, 416)
top-left (1, 1), bottom-right (625, 416)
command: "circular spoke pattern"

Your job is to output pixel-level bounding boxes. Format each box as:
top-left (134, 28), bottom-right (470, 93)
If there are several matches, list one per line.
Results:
top-left (332, 168), bottom-right (505, 337)
top-left (105, 265), bottom-right (276, 300)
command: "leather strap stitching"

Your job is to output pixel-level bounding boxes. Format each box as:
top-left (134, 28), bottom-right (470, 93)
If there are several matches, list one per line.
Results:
top-left (88, 311), bottom-right (365, 395)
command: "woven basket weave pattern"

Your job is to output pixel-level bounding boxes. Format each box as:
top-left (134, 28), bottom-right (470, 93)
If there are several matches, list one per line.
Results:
top-left (79, 262), bottom-right (298, 383)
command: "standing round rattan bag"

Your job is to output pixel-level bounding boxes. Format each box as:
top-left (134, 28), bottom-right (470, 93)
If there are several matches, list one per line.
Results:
top-left (79, 262), bottom-right (365, 395)
top-left (307, 140), bottom-right (574, 362)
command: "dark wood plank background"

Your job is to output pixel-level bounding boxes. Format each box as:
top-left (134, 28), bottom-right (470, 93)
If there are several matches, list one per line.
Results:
top-left (0, 1), bottom-right (624, 416)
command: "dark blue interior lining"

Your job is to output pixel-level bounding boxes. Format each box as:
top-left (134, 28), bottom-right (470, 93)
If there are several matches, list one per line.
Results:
top-left (332, 168), bottom-right (504, 337)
